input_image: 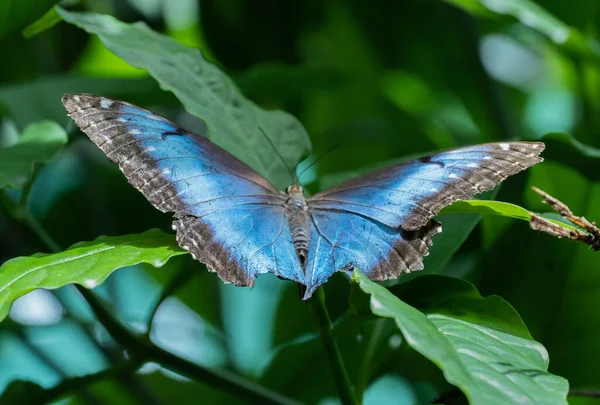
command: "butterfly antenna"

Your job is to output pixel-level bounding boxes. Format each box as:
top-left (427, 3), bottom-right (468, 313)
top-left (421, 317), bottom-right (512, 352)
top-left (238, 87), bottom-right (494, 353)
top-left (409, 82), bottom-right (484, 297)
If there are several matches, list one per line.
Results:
top-left (258, 127), bottom-right (296, 185)
top-left (296, 144), bottom-right (341, 182)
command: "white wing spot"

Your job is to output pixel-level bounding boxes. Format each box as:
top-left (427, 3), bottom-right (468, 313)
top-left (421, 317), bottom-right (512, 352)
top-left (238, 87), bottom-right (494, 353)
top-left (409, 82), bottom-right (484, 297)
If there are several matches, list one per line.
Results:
top-left (99, 99), bottom-right (114, 109)
top-left (429, 188), bottom-right (438, 192)
top-left (162, 168), bottom-right (170, 174)
top-left (116, 118), bottom-right (127, 123)
top-left (449, 173), bottom-right (458, 179)
top-left (191, 253), bottom-right (197, 260)
top-left (466, 163), bottom-right (478, 168)
top-left (144, 146), bottom-right (156, 152)
top-left (171, 224), bottom-right (177, 231)
top-left (499, 143), bottom-right (510, 151)
top-left (183, 245), bottom-right (190, 251)
top-left (129, 129), bottom-right (141, 135)
top-left (483, 156), bottom-right (492, 160)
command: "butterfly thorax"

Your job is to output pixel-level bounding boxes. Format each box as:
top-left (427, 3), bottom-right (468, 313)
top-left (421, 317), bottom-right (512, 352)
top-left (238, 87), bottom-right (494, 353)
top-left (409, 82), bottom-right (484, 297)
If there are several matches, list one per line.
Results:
top-left (285, 185), bottom-right (310, 268)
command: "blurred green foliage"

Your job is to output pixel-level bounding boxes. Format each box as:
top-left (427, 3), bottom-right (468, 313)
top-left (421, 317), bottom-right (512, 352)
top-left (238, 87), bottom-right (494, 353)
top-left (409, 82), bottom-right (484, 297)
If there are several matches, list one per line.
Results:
top-left (1, 0), bottom-right (600, 404)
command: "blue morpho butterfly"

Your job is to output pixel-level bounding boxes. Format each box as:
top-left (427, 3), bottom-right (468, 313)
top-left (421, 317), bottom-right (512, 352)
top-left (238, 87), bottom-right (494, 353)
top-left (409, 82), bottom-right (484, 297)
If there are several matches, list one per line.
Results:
top-left (62, 94), bottom-right (544, 299)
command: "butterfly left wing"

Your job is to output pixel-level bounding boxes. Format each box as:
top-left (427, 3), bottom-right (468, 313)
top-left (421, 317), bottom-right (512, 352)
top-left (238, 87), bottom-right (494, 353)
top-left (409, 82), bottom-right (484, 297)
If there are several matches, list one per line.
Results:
top-left (301, 142), bottom-right (544, 298)
top-left (62, 93), bottom-right (305, 287)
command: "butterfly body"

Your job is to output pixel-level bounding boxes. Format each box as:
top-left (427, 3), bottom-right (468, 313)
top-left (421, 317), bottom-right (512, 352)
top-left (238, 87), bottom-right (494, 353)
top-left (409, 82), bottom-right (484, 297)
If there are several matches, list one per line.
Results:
top-left (285, 185), bottom-right (311, 268)
top-left (62, 93), bottom-right (545, 299)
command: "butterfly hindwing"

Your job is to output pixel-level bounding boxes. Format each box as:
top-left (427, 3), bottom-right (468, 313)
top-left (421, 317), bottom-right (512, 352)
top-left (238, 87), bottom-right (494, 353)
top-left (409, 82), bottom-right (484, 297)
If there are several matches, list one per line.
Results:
top-left (62, 93), bottom-right (304, 286)
top-left (302, 210), bottom-right (441, 298)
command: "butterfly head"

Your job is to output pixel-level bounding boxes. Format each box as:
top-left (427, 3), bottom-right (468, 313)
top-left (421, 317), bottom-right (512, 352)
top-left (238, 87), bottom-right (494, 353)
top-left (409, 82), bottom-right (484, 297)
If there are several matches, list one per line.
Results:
top-left (285, 184), bottom-right (304, 196)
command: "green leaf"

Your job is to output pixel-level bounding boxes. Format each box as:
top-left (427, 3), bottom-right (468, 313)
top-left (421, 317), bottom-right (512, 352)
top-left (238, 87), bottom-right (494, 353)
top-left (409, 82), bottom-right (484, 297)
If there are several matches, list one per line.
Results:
top-left (353, 270), bottom-right (569, 405)
top-left (57, 8), bottom-right (311, 190)
top-left (0, 120), bottom-right (67, 190)
top-left (0, 229), bottom-right (185, 324)
top-left (443, 0), bottom-right (600, 60)
top-left (22, 5), bottom-right (62, 38)
top-left (0, 0), bottom-right (58, 39)
top-left (441, 200), bottom-right (531, 220)
top-left (442, 200), bottom-right (580, 232)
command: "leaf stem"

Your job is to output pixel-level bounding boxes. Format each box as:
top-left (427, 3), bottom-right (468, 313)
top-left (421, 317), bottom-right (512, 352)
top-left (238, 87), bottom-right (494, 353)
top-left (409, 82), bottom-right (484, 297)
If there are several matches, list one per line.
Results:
top-left (0, 190), bottom-right (62, 253)
top-left (356, 318), bottom-right (386, 399)
top-left (309, 288), bottom-right (359, 405)
top-left (569, 389), bottom-right (600, 398)
top-left (19, 165), bottom-right (42, 208)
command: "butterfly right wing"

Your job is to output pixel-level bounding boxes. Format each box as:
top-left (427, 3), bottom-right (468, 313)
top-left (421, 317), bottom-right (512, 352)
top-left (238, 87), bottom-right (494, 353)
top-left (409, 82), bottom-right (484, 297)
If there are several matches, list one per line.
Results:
top-left (299, 142), bottom-right (544, 298)
top-left (62, 93), bottom-right (305, 286)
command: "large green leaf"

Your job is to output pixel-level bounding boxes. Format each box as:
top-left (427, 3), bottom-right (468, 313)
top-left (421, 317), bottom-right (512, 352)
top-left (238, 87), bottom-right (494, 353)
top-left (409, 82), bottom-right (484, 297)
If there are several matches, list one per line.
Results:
top-left (57, 8), bottom-right (311, 190)
top-left (0, 229), bottom-right (185, 324)
top-left (354, 270), bottom-right (569, 405)
top-left (0, 120), bottom-right (67, 190)
top-left (0, 0), bottom-right (57, 39)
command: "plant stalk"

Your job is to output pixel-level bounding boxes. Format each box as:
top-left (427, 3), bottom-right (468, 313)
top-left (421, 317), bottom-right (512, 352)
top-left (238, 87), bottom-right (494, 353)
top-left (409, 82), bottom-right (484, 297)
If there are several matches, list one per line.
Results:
top-left (310, 288), bottom-right (359, 405)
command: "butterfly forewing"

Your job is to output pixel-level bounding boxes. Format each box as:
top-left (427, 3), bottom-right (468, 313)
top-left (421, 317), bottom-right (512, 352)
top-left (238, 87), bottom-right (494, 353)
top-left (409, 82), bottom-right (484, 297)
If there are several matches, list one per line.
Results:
top-left (308, 142), bottom-right (544, 230)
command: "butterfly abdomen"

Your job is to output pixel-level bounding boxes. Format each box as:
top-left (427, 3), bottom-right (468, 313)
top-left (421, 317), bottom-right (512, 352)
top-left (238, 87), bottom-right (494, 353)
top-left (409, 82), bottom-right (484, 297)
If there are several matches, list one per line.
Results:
top-left (286, 185), bottom-right (311, 267)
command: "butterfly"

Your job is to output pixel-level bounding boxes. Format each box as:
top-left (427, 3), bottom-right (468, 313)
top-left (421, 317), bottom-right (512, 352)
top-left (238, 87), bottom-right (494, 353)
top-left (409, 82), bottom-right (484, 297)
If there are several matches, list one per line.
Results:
top-left (62, 94), bottom-right (544, 299)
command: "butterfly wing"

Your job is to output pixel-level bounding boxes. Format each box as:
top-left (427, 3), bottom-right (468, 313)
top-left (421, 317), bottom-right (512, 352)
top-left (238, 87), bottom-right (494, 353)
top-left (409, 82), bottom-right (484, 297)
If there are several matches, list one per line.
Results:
top-left (62, 93), bottom-right (304, 286)
top-left (302, 142), bottom-right (544, 298)
top-left (302, 211), bottom-right (441, 298)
